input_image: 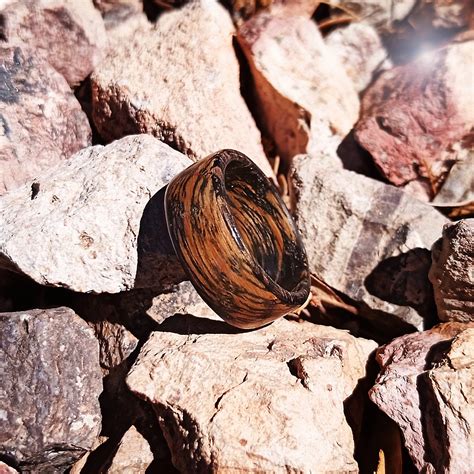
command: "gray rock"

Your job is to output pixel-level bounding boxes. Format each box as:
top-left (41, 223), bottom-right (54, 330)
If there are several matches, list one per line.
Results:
top-left (433, 152), bottom-right (474, 205)
top-left (91, 0), bottom-right (274, 177)
top-left (289, 155), bottom-right (449, 333)
top-left (0, 307), bottom-right (102, 471)
top-left (94, 320), bottom-right (139, 370)
top-left (127, 317), bottom-right (376, 473)
top-left (370, 322), bottom-right (474, 473)
top-left (0, 134), bottom-right (190, 293)
top-left (429, 219), bottom-right (474, 323)
top-left (0, 45), bottom-right (92, 195)
top-left (1, 0), bottom-right (106, 86)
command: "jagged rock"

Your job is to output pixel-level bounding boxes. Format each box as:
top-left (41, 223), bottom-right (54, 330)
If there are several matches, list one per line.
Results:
top-left (325, 22), bottom-right (390, 93)
top-left (433, 152), bottom-right (474, 205)
top-left (289, 155), bottom-right (449, 334)
top-left (369, 323), bottom-right (474, 473)
top-left (107, 426), bottom-right (154, 473)
top-left (146, 280), bottom-right (220, 325)
top-left (94, 320), bottom-right (139, 370)
top-left (429, 219), bottom-right (474, 323)
top-left (0, 45), bottom-right (91, 195)
top-left (127, 317), bottom-right (377, 472)
top-left (0, 0), bottom-right (106, 86)
top-left (0, 135), bottom-right (190, 293)
top-left (0, 307), bottom-right (102, 471)
top-left (354, 40), bottom-right (474, 199)
top-left (237, 8), bottom-right (359, 163)
top-left (91, 0), bottom-right (273, 176)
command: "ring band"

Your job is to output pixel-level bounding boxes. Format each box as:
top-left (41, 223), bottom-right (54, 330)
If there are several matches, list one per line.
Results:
top-left (165, 149), bottom-right (310, 329)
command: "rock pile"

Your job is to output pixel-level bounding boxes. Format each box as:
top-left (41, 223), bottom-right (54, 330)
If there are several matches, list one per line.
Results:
top-left (1, 0), bottom-right (472, 472)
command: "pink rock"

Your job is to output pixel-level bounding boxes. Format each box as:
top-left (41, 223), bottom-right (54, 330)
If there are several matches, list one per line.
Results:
top-left (0, 45), bottom-right (91, 195)
top-left (91, 0), bottom-right (274, 177)
top-left (237, 8), bottom-right (359, 163)
top-left (354, 39), bottom-right (474, 196)
top-left (127, 317), bottom-right (377, 472)
top-left (369, 322), bottom-right (474, 472)
top-left (1, 0), bottom-right (106, 86)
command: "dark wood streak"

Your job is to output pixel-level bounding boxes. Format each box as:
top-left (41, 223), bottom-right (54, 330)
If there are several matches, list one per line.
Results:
top-left (165, 149), bottom-right (310, 329)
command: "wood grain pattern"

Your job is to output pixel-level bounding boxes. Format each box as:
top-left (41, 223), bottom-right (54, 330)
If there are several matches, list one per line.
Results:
top-left (165, 149), bottom-right (310, 329)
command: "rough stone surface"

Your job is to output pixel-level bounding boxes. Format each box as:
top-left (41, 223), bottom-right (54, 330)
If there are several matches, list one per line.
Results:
top-left (325, 22), bottom-right (389, 93)
top-left (127, 317), bottom-right (377, 473)
top-left (408, 0), bottom-right (473, 30)
top-left (107, 426), bottom-right (154, 473)
top-left (0, 134), bottom-right (190, 293)
top-left (237, 9), bottom-right (359, 163)
top-left (290, 155), bottom-right (449, 333)
top-left (0, 45), bottom-right (92, 195)
top-left (429, 219), bottom-right (474, 323)
top-left (94, 0), bottom-right (142, 17)
top-left (369, 323), bottom-right (474, 473)
top-left (0, 0), bottom-right (106, 86)
top-left (94, 320), bottom-right (139, 370)
top-left (147, 280), bottom-right (220, 325)
top-left (91, 0), bottom-right (273, 177)
top-left (433, 152), bottom-right (474, 205)
top-left (0, 307), bottom-right (102, 471)
top-left (354, 40), bottom-right (474, 197)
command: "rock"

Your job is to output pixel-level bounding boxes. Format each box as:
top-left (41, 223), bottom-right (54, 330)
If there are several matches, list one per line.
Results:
top-left (0, 0), bottom-right (106, 86)
top-left (127, 317), bottom-right (377, 472)
top-left (429, 219), bottom-right (474, 323)
top-left (408, 0), bottom-right (472, 30)
top-left (433, 152), bottom-right (474, 205)
top-left (0, 462), bottom-right (18, 473)
top-left (289, 155), bottom-right (449, 333)
top-left (329, 0), bottom-right (417, 30)
top-left (0, 134), bottom-right (190, 293)
top-left (237, 9), bottom-right (359, 163)
top-left (69, 436), bottom-right (108, 474)
top-left (146, 280), bottom-right (220, 325)
top-left (94, 320), bottom-right (139, 370)
top-left (91, 0), bottom-right (273, 177)
top-left (107, 426), bottom-right (154, 473)
top-left (0, 45), bottom-right (92, 195)
top-left (0, 307), bottom-right (102, 471)
top-left (325, 22), bottom-right (390, 93)
top-left (369, 322), bottom-right (474, 473)
top-left (354, 40), bottom-right (474, 198)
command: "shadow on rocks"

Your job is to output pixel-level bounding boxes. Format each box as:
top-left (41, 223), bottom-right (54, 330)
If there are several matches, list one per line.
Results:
top-left (364, 248), bottom-right (438, 330)
top-left (135, 184), bottom-right (187, 290)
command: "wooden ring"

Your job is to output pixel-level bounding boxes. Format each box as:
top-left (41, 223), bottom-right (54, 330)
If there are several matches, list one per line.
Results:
top-left (165, 149), bottom-right (310, 329)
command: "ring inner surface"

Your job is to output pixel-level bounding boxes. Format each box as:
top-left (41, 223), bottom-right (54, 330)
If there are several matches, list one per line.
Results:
top-left (223, 158), bottom-right (307, 294)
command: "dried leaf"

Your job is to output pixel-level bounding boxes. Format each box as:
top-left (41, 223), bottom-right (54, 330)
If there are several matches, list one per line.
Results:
top-left (310, 274), bottom-right (358, 315)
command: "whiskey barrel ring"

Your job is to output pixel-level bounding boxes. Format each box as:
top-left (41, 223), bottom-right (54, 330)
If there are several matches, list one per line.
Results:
top-left (165, 149), bottom-right (310, 329)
